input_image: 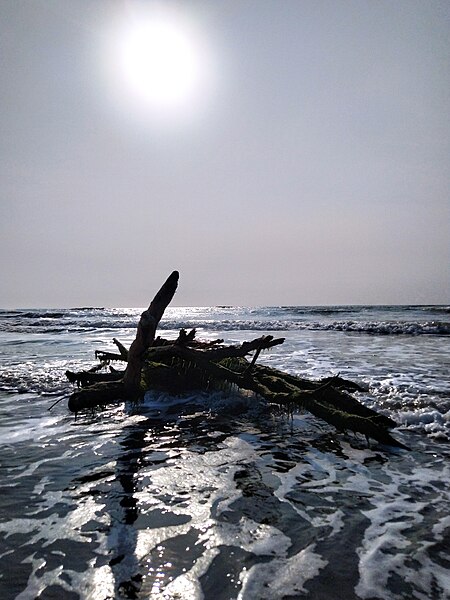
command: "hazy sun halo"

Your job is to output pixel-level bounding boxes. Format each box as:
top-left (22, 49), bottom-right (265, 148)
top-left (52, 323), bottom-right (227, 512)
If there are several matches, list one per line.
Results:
top-left (106, 7), bottom-right (213, 121)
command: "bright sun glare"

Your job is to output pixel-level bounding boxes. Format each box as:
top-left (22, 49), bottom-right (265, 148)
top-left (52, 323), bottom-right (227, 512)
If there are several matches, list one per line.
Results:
top-left (105, 6), bottom-right (214, 122)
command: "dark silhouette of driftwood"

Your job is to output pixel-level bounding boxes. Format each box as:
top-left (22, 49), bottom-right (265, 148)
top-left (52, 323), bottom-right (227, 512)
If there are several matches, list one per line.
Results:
top-left (66, 271), bottom-right (408, 450)
top-left (67, 270), bottom-right (178, 412)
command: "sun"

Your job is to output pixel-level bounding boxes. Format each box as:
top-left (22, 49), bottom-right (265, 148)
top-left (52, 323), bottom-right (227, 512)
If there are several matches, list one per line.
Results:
top-left (104, 6), bottom-right (213, 121)
top-left (119, 18), bottom-right (200, 110)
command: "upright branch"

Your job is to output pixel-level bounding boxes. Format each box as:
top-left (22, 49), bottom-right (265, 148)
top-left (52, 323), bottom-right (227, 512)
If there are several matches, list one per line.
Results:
top-left (67, 271), bottom-right (179, 412)
top-left (122, 270), bottom-right (179, 394)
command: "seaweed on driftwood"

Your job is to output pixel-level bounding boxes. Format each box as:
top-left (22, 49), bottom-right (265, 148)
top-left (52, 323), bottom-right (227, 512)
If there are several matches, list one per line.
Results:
top-left (65, 271), bottom-right (407, 450)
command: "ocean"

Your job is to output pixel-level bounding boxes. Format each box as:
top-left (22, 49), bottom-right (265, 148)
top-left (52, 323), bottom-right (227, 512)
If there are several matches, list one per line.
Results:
top-left (0, 305), bottom-right (449, 600)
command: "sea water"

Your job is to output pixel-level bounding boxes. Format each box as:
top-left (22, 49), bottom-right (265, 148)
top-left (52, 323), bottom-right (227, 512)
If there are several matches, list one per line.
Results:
top-left (0, 305), bottom-right (449, 599)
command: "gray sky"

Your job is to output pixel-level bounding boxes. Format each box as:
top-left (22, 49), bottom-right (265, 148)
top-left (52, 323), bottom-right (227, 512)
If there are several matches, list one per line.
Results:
top-left (1, 0), bottom-right (449, 307)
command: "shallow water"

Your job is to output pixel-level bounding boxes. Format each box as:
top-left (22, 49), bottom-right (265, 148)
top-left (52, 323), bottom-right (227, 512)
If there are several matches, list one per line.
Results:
top-left (0, 306), bottom-right (449, 599)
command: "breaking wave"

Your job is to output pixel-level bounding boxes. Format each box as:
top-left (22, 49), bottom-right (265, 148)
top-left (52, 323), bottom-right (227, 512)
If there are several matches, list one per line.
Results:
top-left (1, 306), bottom-right (449, 337)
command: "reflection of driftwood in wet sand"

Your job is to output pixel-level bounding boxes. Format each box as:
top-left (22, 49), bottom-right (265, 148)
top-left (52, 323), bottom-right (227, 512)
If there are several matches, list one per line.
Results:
top-left (66, 271), bottom-right (407, 450)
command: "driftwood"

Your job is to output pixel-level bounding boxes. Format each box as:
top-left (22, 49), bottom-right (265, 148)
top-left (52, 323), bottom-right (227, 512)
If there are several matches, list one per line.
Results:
top-left (67, 270), bottom-right (178, 412)
top-left (94, 338), bottom-right (128, 363)
top-left (66, 271), bottom-right (407, 450)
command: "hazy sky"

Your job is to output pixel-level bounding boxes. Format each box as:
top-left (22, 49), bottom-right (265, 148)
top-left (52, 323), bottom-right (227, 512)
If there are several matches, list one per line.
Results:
top-left (1, 0), bottom-right (449, 307)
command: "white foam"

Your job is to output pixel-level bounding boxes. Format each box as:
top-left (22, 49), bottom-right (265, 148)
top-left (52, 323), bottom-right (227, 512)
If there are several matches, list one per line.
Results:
top-left (355, 462), bottom-right (450, 600)
top-left (120, 435), bottom-right (294, 597)
top-left (200, 516), bottom-right (291, 556)
top-left (432, 513), bottom-right (450, 540)
top-left (67, 564), bottom-right (116, 600)
top-left (273, 461), bottom-right (315, 523)
top-left (356, 541), bottom-right (450, 600)
top-left (271, 443), bottom-right (450, 600)
top-left (0, 493), bottom-right (108, 546)
top-left (311, 507), bottom-right (345, 535)
top-left (14, 449), bottom-right (74, 479)
top-left (17, 557), bottom-right (116, 600)
top-left (151, 548), bottom-right (220, 600)
top-left (397, 408), bottom-right (450, 440)
top-left (237, 544), bottom-right (327, 599)
top-left (15, 558), bottom-right (64, 600)
top-left (112, 434), bottom-right (260, 573)
top-left (135, 524), bottom-right (192, 562)
top-left (0, 487), bottom-right (115, 599)
top-left (0, 416), bottom-right (62, 446)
